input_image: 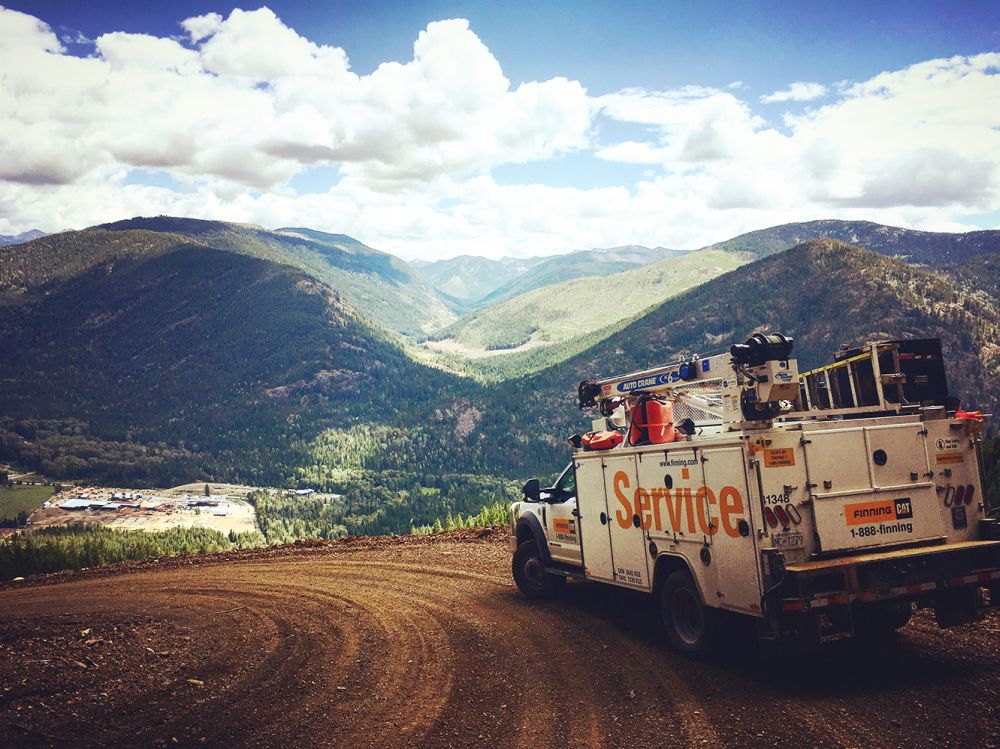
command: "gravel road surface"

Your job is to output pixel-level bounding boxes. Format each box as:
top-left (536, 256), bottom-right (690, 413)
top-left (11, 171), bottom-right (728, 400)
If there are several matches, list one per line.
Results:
top-left (1, 530), bottom-right (997, 748)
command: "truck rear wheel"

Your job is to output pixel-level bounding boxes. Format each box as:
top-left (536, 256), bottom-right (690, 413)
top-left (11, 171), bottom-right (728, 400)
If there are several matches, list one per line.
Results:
top-left (660, 570), bottom-right (719, 656)
top-left (512, 540), bottom-right (565, 599)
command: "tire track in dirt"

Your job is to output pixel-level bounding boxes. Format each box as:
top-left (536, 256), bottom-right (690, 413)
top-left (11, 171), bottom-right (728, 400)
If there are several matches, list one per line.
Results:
top-left (1, 536), bottom-right (997, 748)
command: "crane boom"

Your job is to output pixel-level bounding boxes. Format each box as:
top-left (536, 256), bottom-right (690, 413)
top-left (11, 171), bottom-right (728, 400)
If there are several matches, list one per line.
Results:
top-left (577, 333), bottom-right (800, 430)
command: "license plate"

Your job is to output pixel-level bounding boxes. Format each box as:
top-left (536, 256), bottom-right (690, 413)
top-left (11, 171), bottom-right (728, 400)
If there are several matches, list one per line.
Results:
top-left (773, 532), bottom-right (804, 549)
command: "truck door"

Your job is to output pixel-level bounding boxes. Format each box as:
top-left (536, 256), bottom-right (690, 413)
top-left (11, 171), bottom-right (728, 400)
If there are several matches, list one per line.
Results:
top-left (603, 454), bottom-right (651, 591)
top-left (545, 464), bottom-right (582, 566)
top-left (701, 445), bottom-right (762, 615)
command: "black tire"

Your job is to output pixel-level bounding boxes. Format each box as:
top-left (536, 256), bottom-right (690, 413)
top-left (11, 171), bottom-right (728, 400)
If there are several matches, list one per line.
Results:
top-left (660, 570), bottom-right (719, 656)
top-left (512, 540), bottom-right (565, 599)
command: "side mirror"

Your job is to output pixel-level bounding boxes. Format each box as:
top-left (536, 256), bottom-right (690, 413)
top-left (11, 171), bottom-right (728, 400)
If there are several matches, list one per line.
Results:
top-left (522, 478), bottom-right (541, 502)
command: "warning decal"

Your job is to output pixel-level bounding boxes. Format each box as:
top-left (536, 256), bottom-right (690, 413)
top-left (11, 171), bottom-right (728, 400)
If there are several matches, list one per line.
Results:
top-left (935, 452), bottom-right (965, 465)
top-left (763, 448), bottom-right (795, 468)
top-left (935, 437), bottom-right (964, 464)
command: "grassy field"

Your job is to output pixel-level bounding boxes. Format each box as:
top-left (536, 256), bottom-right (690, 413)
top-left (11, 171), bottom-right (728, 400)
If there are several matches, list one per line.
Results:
top-left (0, 485), bottom-right (55, 522)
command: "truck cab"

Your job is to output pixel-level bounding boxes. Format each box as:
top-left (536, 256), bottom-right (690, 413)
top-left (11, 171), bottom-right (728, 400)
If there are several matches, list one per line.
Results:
top-left (510, 463), bottom-right (582, 596)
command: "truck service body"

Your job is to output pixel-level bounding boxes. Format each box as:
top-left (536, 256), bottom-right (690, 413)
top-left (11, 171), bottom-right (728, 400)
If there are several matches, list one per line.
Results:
top-left (510, 335), bottom-right (999, 654)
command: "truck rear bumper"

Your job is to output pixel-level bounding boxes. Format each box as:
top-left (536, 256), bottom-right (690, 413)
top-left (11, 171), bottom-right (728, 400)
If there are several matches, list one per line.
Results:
top-left (773, 539), bottom-right (1000, 621)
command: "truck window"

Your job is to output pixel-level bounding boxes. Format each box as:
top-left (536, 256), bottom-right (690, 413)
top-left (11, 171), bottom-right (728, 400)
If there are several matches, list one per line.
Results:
top-left (553, 464), bottom-right (576, 500)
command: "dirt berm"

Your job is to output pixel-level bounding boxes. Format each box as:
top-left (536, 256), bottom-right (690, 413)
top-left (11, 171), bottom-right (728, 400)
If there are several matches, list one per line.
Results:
top-left (1, 528), bottom-right (997, 748)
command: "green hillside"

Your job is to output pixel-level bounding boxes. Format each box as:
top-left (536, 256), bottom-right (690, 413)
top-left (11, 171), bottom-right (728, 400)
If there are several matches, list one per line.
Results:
top-left (419, 248), bottom-right (749, 373)
top-left (0, 229), bottom-right (192, 293)
top-left (473, 245), bottom-right (683, 307)
top-left (508, 239), bottom-right (1000, 444)
top-left (703, 219), bottom-right (1000, 265)
top-left (408, 254), bottom-right (548, 309)
top-left (411, 245), bottom-right (681, 309)
top-left (945, 249), bottom-right (1000, 300)
top-left (0, 231), bottom-right (563, 531)
top-left (99, 217), bottom-right (454, 336)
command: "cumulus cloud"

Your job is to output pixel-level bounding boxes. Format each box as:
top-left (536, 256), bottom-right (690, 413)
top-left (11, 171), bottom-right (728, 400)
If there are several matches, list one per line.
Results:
top-left (596, 52), bottom-right (1000, 225)
top-left (181, 12), bottom-right (223, 43)
top-left (0, 8), bottom-right (591, 193)
top-left (0, 6), bottom-right (997, 256)
top-left (760, 81), bottom-right (827, 103)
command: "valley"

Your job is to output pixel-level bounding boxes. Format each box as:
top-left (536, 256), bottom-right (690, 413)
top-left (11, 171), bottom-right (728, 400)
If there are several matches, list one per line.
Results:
top-left (0, 217), bottom-right (999, 569)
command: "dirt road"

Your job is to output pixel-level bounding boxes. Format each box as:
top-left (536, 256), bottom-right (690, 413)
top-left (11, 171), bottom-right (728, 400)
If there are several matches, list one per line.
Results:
top-left (1, 530), bottom-right (998, 748)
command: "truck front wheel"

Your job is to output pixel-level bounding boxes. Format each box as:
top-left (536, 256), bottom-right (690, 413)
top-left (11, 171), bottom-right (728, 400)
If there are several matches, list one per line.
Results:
top-left (512, 540), bottom-right (565, 599)
top-left (660, 570), bottom-right (719, 656)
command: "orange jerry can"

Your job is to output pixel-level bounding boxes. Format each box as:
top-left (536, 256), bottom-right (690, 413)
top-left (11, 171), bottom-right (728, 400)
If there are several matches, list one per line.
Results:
top-left (628, 398), bottom-right (680, 445)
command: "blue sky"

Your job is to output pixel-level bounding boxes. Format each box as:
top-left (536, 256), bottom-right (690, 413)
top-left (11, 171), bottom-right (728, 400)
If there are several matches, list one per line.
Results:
top-left (1, 2), bottom-right (998, 257)
top-left (15, 1), bottom-right (1000, 88)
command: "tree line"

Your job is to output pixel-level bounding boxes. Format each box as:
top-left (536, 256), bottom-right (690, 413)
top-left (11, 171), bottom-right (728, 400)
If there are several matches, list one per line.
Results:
top-left (0, 524), bottom-right (264, 580)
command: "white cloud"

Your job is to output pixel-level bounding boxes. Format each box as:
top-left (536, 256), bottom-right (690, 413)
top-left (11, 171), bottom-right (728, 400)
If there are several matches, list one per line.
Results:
top-left (760, 81), bottom-right (828, 103)
top-left (60, 30), bottom-right (93, 46)
top-left (595, 53), bottom-right (1000, 231)
top-left (0, 8), bottom-right (590, 194)
top-left (0, 6), bottom-right (996, 257)
top-left (0, 8), bottom-right (62, 53)
top-left (181, 12), bottom-right (223, 43)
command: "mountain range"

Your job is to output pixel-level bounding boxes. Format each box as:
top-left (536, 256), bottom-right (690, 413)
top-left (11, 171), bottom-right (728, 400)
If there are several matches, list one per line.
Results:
top-left (0, 229), bottom-right (47, 247)
top-left (410, 244), bottom-right (681, 309)
top-left (1, 217), bottom-right (998, 531)
top-left (97, 217), bottom-right (454, 337)
top-left (701, 219), bottom-right (1000, 264)
top-left (414, 221), bottom-right (1000, 377)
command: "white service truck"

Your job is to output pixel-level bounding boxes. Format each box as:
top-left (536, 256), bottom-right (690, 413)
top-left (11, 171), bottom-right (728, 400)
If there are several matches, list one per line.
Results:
top-left (510, 334), bottom-right (1000, 655)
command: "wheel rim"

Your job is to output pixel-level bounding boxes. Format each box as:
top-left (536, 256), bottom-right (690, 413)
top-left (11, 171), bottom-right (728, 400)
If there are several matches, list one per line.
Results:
top-left (671, 586), bottom-right (704, 645)
top-left (523, 555), bottom-right (546, 589)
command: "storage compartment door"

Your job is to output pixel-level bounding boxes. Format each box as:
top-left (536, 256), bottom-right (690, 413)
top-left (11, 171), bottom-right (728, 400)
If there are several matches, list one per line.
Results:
top-left (701, 446), bottom-right (762, 615)
top-left (603, 454), bottom-right (652, 591)
top-left (576, 457), bottom-right (614, 583)
top-left (805, 423), bottom-right (946, 552)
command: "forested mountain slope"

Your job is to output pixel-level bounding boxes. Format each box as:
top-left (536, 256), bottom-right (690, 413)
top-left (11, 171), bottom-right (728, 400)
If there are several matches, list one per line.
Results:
top-left (411, 245), bottom-right (681, 309)
top-left (945, 249), bottom-right (1000, 300)
top-left (0, 237), bottom-right (444, 469)
top-left (423, 248), bottom-right (749, 354)
top-left (99, 217), bottom-right (454, 336)
top-left (0, 228), bottom-right (564, 529)
top-left (496, 239), bottom-right (1000, 441)
top-left (702, 219), bottom-right (1000, 265)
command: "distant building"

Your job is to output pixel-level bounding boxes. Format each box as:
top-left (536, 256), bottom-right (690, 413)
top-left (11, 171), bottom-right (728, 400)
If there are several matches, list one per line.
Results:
top-left (60, 498), bottom-right (100, 510)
